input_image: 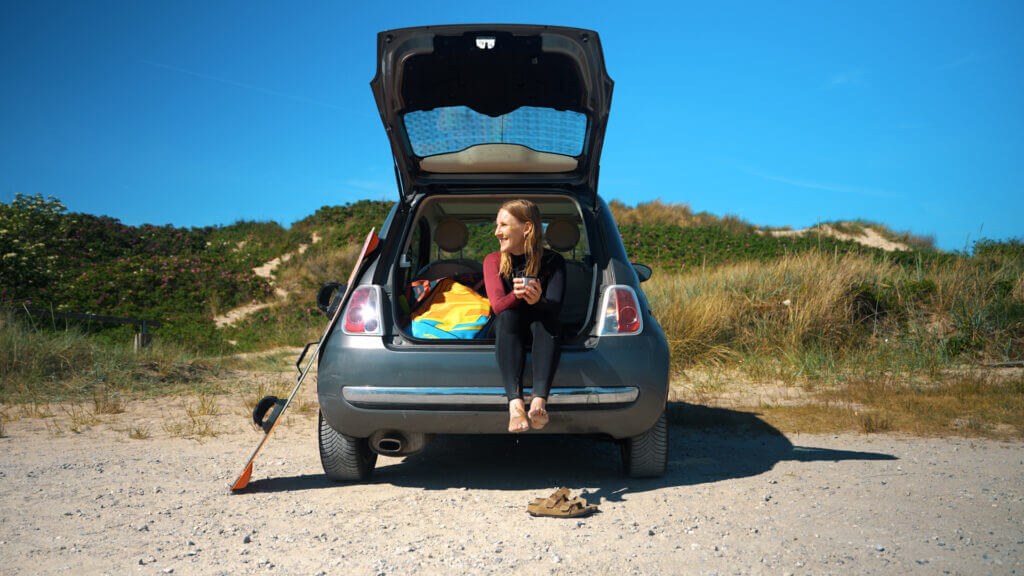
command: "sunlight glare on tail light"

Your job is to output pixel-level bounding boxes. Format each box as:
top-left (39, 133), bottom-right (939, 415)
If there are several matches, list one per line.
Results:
top-left (342, 286), bottom-right (382, 335)
top-left (598, 285), bottom-right (644, 336)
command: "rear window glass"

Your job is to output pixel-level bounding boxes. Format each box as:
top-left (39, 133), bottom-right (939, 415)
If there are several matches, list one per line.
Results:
top-left (403, 106), bottom-right (587, 157)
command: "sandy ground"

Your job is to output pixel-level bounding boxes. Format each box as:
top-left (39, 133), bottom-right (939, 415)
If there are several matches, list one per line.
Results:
top-left (1, 386), bottom-right (1022, 576)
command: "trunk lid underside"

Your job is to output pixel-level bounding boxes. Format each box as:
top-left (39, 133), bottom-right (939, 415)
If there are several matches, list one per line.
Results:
top-left (370, 24), bottom-right (614, 203)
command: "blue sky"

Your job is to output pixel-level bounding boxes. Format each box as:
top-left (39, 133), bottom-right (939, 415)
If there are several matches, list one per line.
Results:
top-left (2, 1), bottom-right (1021, 250)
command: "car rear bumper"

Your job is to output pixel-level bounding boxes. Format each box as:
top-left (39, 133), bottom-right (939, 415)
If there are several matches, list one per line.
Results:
top-left (316, 320), bottom-right (670, 439)
top-left (342, 385), bottom-right (639, 407)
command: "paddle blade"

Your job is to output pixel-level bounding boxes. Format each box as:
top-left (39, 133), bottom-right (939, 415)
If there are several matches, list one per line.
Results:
top-left (231, 463), bottom-right (253, 492)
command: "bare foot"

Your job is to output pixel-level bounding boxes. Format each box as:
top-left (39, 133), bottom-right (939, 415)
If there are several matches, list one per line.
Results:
top-left (528, 397), bottom-right (548, 430)
top-left (508, 400), bottom-right (529, 433)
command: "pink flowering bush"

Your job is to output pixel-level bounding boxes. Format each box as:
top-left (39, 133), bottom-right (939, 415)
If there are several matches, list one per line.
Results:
top-left (1, 195), bottom-right (276, 352)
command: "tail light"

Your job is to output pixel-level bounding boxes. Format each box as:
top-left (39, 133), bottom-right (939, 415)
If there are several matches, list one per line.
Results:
top-left (598, 285), bottom-right (644, 336)
top-left (342, 285), bottom-right (383, 335)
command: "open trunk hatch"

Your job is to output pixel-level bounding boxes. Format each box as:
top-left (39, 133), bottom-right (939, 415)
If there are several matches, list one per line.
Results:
top-left (370, 25), bottom-right (614, 202)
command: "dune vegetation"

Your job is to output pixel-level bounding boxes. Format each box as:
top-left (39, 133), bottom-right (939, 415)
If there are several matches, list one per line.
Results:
top-left (2, 194), bottom-right (1021, 436)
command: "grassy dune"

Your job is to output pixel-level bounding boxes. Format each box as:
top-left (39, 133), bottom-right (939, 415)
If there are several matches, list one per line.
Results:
top-left (2, 195), bottom-right (1021, 437)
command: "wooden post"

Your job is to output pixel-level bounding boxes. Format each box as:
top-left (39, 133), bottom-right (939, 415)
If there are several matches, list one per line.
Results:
top-left (133, 321), bottom-right (154, 352)
top-left (133, 333), bottom-right (153, 352)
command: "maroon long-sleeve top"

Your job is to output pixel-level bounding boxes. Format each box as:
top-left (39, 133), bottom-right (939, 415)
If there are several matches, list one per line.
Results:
top-left (483, 250), bottom-right (566, 316)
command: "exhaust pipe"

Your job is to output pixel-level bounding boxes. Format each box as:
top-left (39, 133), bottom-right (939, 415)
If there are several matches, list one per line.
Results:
top-left (377, 437), bottom-right (403, 454)
top-left (369, 430), bottom-right (432, 456)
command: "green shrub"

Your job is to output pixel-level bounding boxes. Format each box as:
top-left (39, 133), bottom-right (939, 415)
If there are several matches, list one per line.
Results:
top-left (206, 220), bottom-right (305, 269)
top-left (973, 238), bottom-right (1024, 262)
top-left (0, 194), bottom-right (70, 300)
top-left (0, 195), bottom-right (284, 350)
top-left (221, 299), bottom-right (323, 352)
top-left (52, 253), bottom-right (272, 319)
top-left (293, 200), bottom-right (394, 246)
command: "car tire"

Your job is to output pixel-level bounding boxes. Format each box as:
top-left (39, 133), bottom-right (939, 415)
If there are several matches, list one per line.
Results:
top-left (621, 410), bottom-right (668, 478)
top-left (318, 411), bottom-right (377, 481)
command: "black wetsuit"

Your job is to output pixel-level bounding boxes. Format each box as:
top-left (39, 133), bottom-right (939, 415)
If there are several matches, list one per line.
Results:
top-left (483, 249), bottom-right (566, 401)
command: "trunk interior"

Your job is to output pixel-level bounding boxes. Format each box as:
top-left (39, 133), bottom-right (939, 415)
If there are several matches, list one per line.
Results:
top-left (389, 194), bottom-right (597, 344)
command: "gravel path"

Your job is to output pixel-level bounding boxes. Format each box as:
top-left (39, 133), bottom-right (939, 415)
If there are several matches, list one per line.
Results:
top-left (1, 396), bottom-right (1021, 575)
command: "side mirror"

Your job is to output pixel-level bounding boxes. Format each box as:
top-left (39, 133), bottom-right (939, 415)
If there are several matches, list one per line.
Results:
top-left (316, 282), bottom-right (346, 317)
top-left (632, 263), bottom-right (652, 283)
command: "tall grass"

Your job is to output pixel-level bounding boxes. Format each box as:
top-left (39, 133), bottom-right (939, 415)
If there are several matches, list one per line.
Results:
top-left (647, 250), bottom-right (1022, 377)
top-left (1, 310), bottom-right (221, 402)
top-left (647, 249), bottom-right (1023, 436)
top-left (647, 252), bottom-right (889, 373)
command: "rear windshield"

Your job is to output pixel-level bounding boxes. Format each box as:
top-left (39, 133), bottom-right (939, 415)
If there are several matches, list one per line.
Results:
top-left (403, 106), bottom-right (587, 157)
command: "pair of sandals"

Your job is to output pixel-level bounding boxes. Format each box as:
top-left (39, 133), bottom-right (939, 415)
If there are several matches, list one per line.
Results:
top-left (526, 488), bottom-right (599, 518)
top-left (509, 401), bottom-right (548, 432)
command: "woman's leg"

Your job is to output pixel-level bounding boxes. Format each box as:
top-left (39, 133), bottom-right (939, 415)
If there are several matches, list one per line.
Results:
top-left (527, 314), bottom-right (560, 429)
top-left (528, 314), bottom-right (561, 400)
top-left (494, 309), bottom-right (526, 402)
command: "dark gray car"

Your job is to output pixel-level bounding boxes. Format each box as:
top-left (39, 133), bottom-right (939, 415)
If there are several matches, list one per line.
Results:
top-left (316, 24), bottom-right (670, 480)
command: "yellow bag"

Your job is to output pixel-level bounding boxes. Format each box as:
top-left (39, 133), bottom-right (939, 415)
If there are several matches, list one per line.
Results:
top-left (410, 278), bottom-right (492, 339)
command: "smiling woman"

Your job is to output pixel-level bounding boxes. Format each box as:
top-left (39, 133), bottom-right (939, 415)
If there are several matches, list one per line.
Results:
top-left (483, 199), bottom-right (566, 433)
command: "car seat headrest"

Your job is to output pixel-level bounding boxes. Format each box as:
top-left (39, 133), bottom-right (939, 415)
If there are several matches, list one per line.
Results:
top-left (545, 218), bottom-right (580, 252)
top-left (434, 217), bottom-right (469, 252)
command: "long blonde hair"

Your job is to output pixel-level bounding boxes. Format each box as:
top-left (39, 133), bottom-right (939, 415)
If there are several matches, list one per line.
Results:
top-left (498, 199), bottom-right (543, 280)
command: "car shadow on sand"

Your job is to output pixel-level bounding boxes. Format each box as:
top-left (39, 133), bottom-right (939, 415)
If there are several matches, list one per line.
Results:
top-left (242, 403), bottom-right (898, 497)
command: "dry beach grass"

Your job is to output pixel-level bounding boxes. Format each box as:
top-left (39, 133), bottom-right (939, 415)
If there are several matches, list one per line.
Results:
top-left (645, 250), bottom-right (1023, 438)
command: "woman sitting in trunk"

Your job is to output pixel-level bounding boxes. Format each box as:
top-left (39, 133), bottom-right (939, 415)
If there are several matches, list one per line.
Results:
top-left (483, 199), bottom-right (566, 432)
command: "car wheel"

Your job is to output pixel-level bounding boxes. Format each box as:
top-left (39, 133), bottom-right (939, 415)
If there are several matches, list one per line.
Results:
top-left (318, 411), bottom-right (377, 481)
top-left (621, 410), bottom-right (667, 478)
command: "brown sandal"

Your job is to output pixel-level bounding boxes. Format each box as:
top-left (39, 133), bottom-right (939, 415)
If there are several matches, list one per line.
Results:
top-left (527, 488), bottom-right (598, 518)
top-left (508, 403), bottom-right (529, 433)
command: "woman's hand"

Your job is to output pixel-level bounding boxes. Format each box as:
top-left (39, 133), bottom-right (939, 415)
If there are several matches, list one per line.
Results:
top-left (514, 278), bottom-right (541, 305)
